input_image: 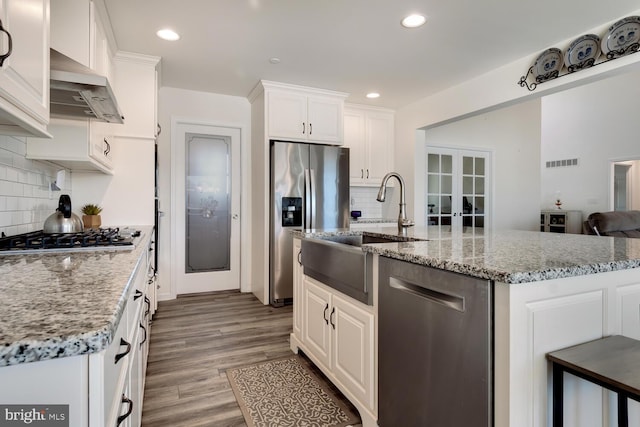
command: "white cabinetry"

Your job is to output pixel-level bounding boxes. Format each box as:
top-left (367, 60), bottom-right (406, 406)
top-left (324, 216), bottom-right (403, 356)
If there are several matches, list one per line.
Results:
top-left (112, 52), bottom-right (160, 139)
top-left (494, 270), bottom-right (640, 427)
top-left (344, 104), bottom-right (394, 186)
top-left (0, 0), bottom-right (50, 137)
top-left (292, 238), bottom-right (303, 338)
top-left (293, 272), bottom-right (376, 426)
top-left (0, 238), bottom-right (154, 427)
top-left (26, 118), bottom-right (114, 174)
top-left (261, 80), bottom-right (347, 144)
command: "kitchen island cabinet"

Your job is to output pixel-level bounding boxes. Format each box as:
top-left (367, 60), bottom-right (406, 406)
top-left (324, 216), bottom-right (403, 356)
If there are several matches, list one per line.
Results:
top-left (291, 239), bottom-right (376, 427)
top-left (296, 227), bottom-right (640, 427)
top-left (0, 226), bottom-right (155, 427)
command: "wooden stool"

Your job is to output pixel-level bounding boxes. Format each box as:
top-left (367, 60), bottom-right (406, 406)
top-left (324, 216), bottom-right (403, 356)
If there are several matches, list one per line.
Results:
top-left (546, 335), bottom-right (640, 427)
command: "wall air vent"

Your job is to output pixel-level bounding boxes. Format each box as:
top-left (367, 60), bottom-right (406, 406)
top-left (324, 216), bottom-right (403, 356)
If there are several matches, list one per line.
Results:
top-left (545, 158), bottom-right (579, 168)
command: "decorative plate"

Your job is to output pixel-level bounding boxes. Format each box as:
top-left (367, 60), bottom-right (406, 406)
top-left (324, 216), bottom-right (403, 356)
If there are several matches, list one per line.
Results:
top-left (564, 34), bottom-right (601, 69)
top-left (601, 16), bottom-right (640, 57)
top-left (532, 48), bottom-right (563, 81)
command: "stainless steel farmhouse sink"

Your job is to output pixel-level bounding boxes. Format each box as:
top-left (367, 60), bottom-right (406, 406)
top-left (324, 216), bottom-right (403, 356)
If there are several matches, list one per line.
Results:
top-left (300, 234), bottom-right (402, 305)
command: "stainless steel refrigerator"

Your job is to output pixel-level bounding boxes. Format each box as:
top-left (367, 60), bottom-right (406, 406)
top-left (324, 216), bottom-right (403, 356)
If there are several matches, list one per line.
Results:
top-left (270, 140), bottom-right (350, 305)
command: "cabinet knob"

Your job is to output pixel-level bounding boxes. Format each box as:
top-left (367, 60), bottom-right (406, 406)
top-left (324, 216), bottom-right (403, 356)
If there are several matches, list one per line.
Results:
top-left (0, 20), bottom-right (13, 67)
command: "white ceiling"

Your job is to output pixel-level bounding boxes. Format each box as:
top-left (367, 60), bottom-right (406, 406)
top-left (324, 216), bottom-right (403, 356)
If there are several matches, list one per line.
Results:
top-left (104, 0), bottom-right (640, 109)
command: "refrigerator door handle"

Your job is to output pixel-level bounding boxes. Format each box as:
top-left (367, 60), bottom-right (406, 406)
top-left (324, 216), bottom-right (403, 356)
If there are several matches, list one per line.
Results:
top-left (304, 169), bottom-right (312, 228)
top-left (304, 168), bottom-right (317, 229)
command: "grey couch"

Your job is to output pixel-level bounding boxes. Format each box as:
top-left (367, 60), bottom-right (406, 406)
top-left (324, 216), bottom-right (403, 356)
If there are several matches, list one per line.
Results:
top-left (583, 210), bottom-right (640, 238)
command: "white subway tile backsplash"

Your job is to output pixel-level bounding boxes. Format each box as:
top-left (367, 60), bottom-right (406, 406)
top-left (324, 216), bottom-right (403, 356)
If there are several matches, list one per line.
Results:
top-left (350, 186), bottom-right (383, 218)
top-left (0, 134), bottom-right (72, 237)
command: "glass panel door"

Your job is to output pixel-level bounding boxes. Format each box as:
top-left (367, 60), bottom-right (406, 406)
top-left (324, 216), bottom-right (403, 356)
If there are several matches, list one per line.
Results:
top-left (426, 147), bottom-right (490, 232)
top-left (185, 133), bottom-right (231, 273)
top-left (426, 152), bottom-right (454, 227)
top-left (461, 153), bottom-right (486, 229)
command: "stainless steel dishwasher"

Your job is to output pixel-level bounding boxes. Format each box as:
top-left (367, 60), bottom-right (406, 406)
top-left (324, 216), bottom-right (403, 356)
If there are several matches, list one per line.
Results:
top-left (378, 256), bottom-right (493, 427)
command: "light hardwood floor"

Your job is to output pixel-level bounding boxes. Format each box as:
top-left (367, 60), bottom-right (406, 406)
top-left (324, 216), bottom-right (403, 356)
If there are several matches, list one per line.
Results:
top-left (141, 290), bottom-right (294, 426)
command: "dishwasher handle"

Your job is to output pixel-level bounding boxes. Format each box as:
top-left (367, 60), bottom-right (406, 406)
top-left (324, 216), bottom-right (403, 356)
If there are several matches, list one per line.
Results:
top-left (389, 277), bottom-right (465, 312)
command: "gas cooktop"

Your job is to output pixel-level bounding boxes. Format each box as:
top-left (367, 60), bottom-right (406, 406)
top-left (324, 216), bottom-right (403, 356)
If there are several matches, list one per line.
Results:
top-left (0, 227), bottom-right (141, 254)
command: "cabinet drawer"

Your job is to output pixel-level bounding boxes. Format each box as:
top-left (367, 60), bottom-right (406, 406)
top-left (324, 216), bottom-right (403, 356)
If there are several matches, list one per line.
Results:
top-left (95, 311), bottom-right (130, 427)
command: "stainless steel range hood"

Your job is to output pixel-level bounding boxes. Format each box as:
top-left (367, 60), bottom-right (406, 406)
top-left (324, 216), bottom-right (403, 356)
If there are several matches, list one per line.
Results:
top-left (50, 49), bottom-right (124, 124)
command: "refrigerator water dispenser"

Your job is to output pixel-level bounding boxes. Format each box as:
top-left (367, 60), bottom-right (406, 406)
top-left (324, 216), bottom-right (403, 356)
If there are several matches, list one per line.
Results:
top-left (282, 197), bottom-right (302, 227)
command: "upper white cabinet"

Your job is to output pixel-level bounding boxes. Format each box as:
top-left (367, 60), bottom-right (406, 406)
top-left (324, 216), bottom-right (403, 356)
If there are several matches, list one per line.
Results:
top-left (112, 52), bottom-right (159, 139)
top-left (261, 80), bottom-right (347, 144)
top-left (0, 0), bottom-right (50, 137)
top-left (27, 118), bottom-right (114, 174)
top-left (344, 104), bottom-right (394, 186)
top-left (50, 0), bottom-right (113, 74)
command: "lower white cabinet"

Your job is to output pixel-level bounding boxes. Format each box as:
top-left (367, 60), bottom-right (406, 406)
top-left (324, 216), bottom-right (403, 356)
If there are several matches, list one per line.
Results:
top-left (292, 238), bottom-right (303, 338)
top-left (293, 270), bottom-right (376, 426)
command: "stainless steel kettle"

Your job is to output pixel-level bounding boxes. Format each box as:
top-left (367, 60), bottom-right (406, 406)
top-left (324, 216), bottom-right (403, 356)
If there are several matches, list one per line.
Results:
top-left (44, 195), bottom-right (84, 234)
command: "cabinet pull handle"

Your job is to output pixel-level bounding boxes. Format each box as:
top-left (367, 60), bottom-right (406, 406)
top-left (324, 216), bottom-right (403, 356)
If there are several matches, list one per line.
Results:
top-left (134, 289), bottom-right (143, 301)
top-left (104, 138), bottom-right (111, 156)
top-left (0, 20), bottom-right (13, 67)
top-left (297, 250), bottom-right (302, 265)
top-left (330, 307), bottom-right (336, 329)
top-left (323, 303), bottom-right (329, 325)
top-left (114, 338), bottom-right (131, 364)
top-left (309, 123), bottom-right (312, 135)
top-left (139, 322), bottom-right (147, 347)
top-left (366, 169), bottom-right (369, 179)
top-left (144, 296), bottom-right (151, 318)
top-left (361, 169), bottom-right (364, 179)
top-left (302, 122), bottom-right (305, 134)
top-left (116, 394), bottom-right (133, 426)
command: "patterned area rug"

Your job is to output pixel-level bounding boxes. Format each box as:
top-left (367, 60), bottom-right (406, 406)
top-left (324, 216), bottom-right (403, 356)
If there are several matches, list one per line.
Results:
top-left (226, 355), bottom-right (361, 427)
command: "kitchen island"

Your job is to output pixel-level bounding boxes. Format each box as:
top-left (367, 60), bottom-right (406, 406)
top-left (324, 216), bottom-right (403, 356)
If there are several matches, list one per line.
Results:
top-left (292, 226), bottom-right (640, 427)
top-left (0, 226), bottom-right (155, 427)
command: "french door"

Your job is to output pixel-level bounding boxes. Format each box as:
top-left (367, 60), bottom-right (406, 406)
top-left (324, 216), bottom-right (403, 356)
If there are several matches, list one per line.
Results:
top-left (426, 147), bottom-right (490, 232)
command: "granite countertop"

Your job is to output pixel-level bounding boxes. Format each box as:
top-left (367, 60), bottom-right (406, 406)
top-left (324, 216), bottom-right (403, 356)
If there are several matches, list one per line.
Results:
top-left (0, 226), bottom-right (153, 367)
top-left (294, 226), bottom-right (640, 284)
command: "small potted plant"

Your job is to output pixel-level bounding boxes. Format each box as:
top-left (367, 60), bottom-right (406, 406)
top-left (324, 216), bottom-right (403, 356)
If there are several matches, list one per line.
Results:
top-left (81, 203), bottom-right (103, 229)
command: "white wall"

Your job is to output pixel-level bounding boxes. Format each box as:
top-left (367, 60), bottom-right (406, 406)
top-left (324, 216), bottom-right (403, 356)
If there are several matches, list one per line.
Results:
top-left (0, 135), bottom-right (72, 236)
top-left (394, 10), bottom-right (640, 224)
top-left (541, 70), bottom-right (640, 218)
top-left (71, 137), bottom-right (155, 227)
top-left (157, 87), bottom-right (251, 300)
top-left (419, 100), bottom-right (542, 230)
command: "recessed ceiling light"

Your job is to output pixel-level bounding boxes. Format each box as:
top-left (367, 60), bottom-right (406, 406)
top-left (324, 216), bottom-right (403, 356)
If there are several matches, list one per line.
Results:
top-left (156, 29), bottom-right (180, 41)
top-left (401, 14), bottom-right (427, 28)
top-left (269, 57), bottom-right (281, 64)
top-left (366, 92), bottom-right (380, 99)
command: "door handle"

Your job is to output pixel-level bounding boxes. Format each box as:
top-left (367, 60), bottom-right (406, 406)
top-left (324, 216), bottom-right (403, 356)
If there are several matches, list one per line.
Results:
top-left (0, 20), bottom-right (13, 67)
top-left (330, 307), bottom-right (336, 329)
top-left (323, 303), bottom-right (329, 325)
top-left (117, 395), bottom-right (133, 426)
top-left (114, 338), bottom-right (131, 364)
